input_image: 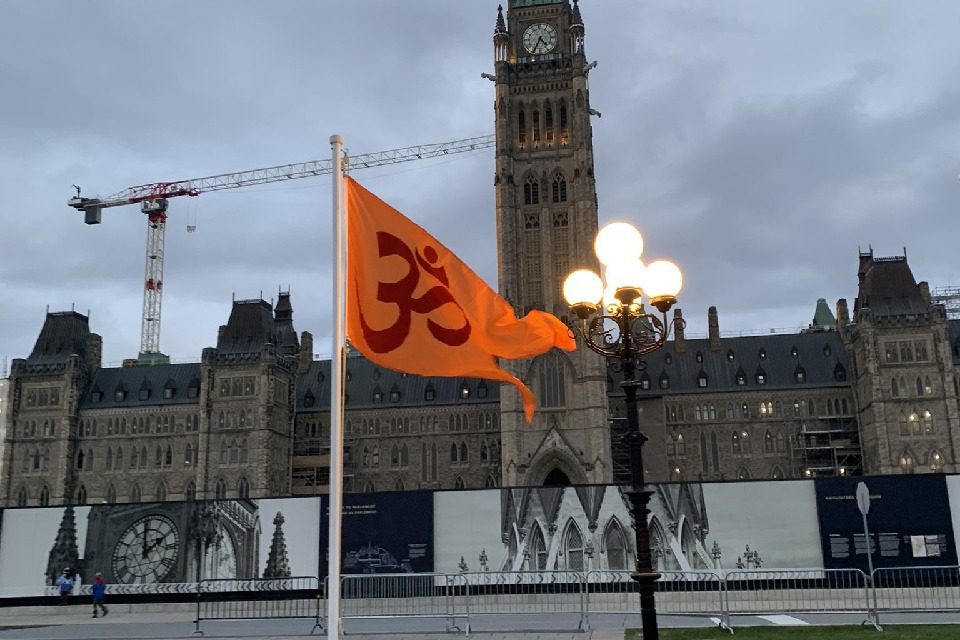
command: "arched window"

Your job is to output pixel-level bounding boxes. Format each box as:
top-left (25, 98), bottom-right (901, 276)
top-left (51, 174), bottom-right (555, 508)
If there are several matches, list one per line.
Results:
top-left (604, 520), bottom-right (627, 570)
top-left (220, 440), bottom-right (228, 464)
top-left (732, 432), bottom-right (741, 453)
top-left (155, 445), bottom-right (163, 467)
top-left (529, 523), bottom-right (547, 570)
top-left (737, 466), bottom-right (751, 480)
top-left (37, 485), bottom-right (50, 506)
top-left (924, 376), bottom-right (933, 395)
top-left (559, 103), bottom-right (569, 142)
top-left (76, 485), bottom-right (87, 505)
top-left (17, 486), bottom-right (28, 507)
top-left (395, 478), bottom-right (405, 491)
top-left (775, 430), bottom-right (785, 453)
top-left (899, 451), bottom-right (915, 474)
top-left (563, 521), bottom-right (584, 571)
top-left (710, 431), bottom-right (720, 472)
top-left (544, 106), bottom-right (554, 142)
top-left (708, 405), bottom-right (716, 420)
top-left (916, 377), bottom-right (924, 396)
top-left (910, 410), bottom-right (921, 435)
top-left (106, 484), bottom-right (117, 504)
top-left (699, 431), bottom-right (708, 472)
top-left (130, 447), bottom-right (139, 468)
top-left (185, 481), bottom-right (196, 502)
top-left (364, 481), bottom-right (376, 493)
top-left (454, 476), bottom-right (465, 490)
top-left (372, 446), bottom-right (380, 466)
top-left (539, 351), bottom-right (567, 408)
top-left (165, 445), bottom-right (173, 466)
top-left (764, 430), bottom-right (773, 453)
top-left (523, 175), bottom-right (539, 205)
top-left (130, 483), bottom-right (142, 503)
top-left (215, 478), bottom-right (227, 500)
top-left (391, 445), bottom-right (400, 468)
top-left (140, 446), bottom-right (147, 468)
top-left (923, 410), bottom-right (934, 434)
top-left (898, 412), bottom-right (910, 436)
top-left (450, 443), bottom-right (458, 463)
top-left (238, 476), bottom-right (250, 499)
top-left (531, 109), bottom-right (540, 143)
top-left (676, 433), bottom-right (686, 456)
top-left (240, 439), bottom-right (249, 463)
top-left (229, 439), bottom-right (239, 464)
top-left (400, 444), bottom-right (409, 467)
top-left (185, 443), bottom-right (194, 465)
top-left (694, 405), bottom-right (702, 421)
top-left (155, 482), bottom-right (167, 502)
top-left (551, 172), bottom-right (567, 203)
top-left (485, 475), bottom-right (497, 488)
top-left (460, 441), bottom-right (469, 463)
top-left (771, 465), bottom-right (784, 479)
top-left (480, 442), bottom-right (489, 462)
top-left (930, 451), bottom-right (945, 473)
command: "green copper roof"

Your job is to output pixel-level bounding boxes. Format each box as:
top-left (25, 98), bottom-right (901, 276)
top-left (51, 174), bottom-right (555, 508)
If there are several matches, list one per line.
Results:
top-left (813, 298), bottom-right (836, 329)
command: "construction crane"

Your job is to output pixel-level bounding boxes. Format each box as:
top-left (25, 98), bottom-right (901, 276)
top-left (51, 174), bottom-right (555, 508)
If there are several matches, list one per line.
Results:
top-left (68, 134), bottom-right (495, 362)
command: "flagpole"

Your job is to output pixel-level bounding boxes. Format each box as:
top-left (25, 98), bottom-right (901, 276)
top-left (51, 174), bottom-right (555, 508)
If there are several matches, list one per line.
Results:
top-left (327, 134), bottom-right (345, 640)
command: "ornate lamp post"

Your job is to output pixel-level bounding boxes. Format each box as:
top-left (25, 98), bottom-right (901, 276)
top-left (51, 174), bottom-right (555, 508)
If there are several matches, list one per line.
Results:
top-left (563, 222), bottom-right (683, 640)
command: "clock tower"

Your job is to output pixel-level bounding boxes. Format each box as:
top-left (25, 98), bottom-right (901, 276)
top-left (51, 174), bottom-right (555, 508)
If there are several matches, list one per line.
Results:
top-left (491, 0), bottom-right (611, 486)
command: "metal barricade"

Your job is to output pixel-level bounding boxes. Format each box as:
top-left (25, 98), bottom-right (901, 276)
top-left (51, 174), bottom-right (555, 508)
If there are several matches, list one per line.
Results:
top-left (582, 570), bottom-right (727, 631)
top-left (722, 568), bottom-right (873, 629)
top-left (458, 570), bottom-right (585, 631)
top-left (193, 576), bottom-right (323, 636)
top-left (871, 565), bottom-right (960, 624)
top-left (339, 573), bottom-right (466, 634)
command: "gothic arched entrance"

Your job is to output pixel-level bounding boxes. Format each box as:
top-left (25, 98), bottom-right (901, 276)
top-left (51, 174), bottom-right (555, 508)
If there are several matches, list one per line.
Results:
top-left (543, 468), bottom-right (572, 486)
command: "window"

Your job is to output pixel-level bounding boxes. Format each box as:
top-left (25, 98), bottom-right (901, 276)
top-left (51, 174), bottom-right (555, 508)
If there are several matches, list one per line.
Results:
top-left (425, 385), bottom-right (436, 401)
top-left (791, 346), bottom-right (799, 358)
top-left (215, 478), bottom-right (227, 500)
top-left (736, 371), bottom-right (747, 386)
top-left (604, 521), bottom-right (627, 570)
top-left (794, 366), bottom-right (806, 383)
top-left (732, 432), bottom-right (741, 453)
top-left (185, 443), bottom-right (194, 465)
top-left (891, 378), bottom-right (900, 397)
top-left (130, 483), bottom-right (142, 503)
top-left (532, 109), bottom-right (540, 143)
top-left (899, 452), bottom-right (915, 474)
top-left (930, 451), bottom-right (944, 473)
top-left (238, 477), bottom-right (250, 499)
top-left (450, 443), bottom-right (458, 463)
top-left (106, 485), bottom-right (117, 503)
top-left (659, 373), bottom-right (670, 390)
top-left (518, 109), bottom-right (526, 145)
top-left (545, 106), bottom-right (554, 142)
top-left (454, 476), bottom-right (466, 490)
top-left (676, 433), bottom-right (686, 455)
top-left (697, 372), bottom-right (708, 388)
top-left (539, 351), bottom-right (566, 408)
top-left (155, 482), bottom-right (167, 502)
top-left (524, 175), bottom-right (539, 205)
top-left (915, 341), bottom-right (929, 362)
top-left (737, 466), bottom-right (751, 480)
top-left (639, 373), bottom-right (650, 390)
top-left (115, 389), bottom-right (126, 402)
top-left (727, 349), bottom-right (735, 361)
top-left (563, 522), bottom-right (584, 571)
top-left (899, 412), bottom-right (910, 436)
top-left (372, 388), bottom-right (382, 403)
top-left (164, 386), bottom-right (174, 399)
top-left (460, 441), bottom-right (469, 463)
top-left (363, 481), bottom-right (376, 493)
top-left (38, 485), bottom-right (50, 507)
top-left (139, 388), bottom-right (150, 401)
top-left (695, 351), bottom-right (703, 363)
top-left (764, 430), bottom-right (773, 453)
top-left (559, 104), bottom-right (569, 142)
top-left (551, 173), bottom-right (567, 203)
top-left (460, 383), bottom-right (470, 399)
top-left (923, 410), bottom-right (934, 434)
top-left (823, 344), bottom-right (832, 357)
top-left (923, 376), bottom-right (933, 396)
top-left (185, 481), bottom-right (196, 501)
top-left (478, 382), bottom-right (488, 398)
top-left (771, 465), bottom-right (784, 479)
top-left (758, 348), bottom-right (767, 360)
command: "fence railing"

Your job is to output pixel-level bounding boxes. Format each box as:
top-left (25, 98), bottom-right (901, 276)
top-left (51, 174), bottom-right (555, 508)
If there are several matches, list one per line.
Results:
top-left (192, 576), bottom-right (323, 637)
top-left (121, 565), bottom-right (960, 635)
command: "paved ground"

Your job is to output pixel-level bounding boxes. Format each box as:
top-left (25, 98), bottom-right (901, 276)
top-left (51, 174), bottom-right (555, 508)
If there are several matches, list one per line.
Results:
top-left (0, 605), bottom-right (957, 639)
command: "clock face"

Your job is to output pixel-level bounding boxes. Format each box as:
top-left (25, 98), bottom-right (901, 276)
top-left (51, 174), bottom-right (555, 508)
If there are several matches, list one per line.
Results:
top-left (522, 23), bottom-right (558, 54)
top-left (112, 515), bottom-right (180, 584)
top-left (201, 526), bottom-right (238, 580)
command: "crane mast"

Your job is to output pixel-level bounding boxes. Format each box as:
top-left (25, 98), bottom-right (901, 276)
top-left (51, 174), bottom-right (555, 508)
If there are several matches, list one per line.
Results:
top-left (68, 134), bottom-right (495, 360)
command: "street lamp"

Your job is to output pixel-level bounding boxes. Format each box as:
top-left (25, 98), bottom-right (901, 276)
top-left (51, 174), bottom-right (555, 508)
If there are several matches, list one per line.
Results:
top-left (563, 221), bottom-right (683, 640)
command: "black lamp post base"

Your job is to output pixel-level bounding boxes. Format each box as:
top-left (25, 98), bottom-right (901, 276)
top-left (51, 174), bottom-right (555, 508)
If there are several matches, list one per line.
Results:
top-left (625, 487), bottom-right (660, 640)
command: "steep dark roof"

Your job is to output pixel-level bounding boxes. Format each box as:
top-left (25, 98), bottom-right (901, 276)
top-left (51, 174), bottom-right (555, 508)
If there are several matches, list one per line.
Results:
top-left (218, 299), bottom-right (278, 354)
top-left (26, 311), bottom-right (90, 365)
top-left (612, 331), bottom-right (850, 398)
top-left (854, 253), bottom-right (926, 317)
top-left (812, 298), bottom-right (836, 330)
top-left (273, 292), bottom-right (299, 355)
top-left (80, 363), bottom-right (201, 409)
top-left (296, 355), bottom-right (500, 413)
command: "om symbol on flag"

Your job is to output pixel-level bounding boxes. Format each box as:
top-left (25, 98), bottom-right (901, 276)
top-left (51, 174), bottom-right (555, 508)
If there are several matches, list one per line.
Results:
top-left (357, 231), bottom-right (472, 354)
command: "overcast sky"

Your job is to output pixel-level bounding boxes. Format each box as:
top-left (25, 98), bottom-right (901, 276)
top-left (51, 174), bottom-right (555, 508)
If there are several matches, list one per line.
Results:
top-left (1, 1), bottom-right (958, 367)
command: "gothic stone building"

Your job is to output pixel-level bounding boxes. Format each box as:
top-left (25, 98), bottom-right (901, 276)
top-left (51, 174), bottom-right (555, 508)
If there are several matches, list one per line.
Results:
top-left (3, 1), bottom-right (960, 507)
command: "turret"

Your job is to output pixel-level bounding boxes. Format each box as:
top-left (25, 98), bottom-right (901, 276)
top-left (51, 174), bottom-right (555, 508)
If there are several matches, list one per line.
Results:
top-left (494, 5), bottom-right (509, 63)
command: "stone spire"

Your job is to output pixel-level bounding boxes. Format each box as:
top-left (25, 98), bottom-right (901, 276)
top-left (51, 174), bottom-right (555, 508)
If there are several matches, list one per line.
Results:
top-left (263, 512), bottom-right (292, 578)
top-left (494, 4), bottom-right (506, 36)
top-left (46, 506), bottom-right (82, 585)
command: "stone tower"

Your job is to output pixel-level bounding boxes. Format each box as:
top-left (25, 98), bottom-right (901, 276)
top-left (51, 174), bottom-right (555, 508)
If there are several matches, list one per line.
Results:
top-left (491, 0), bottom-right (611, 486)
top-left (840, 250), bottom-right (960, 474)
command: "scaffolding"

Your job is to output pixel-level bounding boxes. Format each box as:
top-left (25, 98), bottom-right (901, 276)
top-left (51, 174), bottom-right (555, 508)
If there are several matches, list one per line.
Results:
top-left (932, 286), bottom-right (960, 319)
top-left (795, 416), bottom-right (863, 478)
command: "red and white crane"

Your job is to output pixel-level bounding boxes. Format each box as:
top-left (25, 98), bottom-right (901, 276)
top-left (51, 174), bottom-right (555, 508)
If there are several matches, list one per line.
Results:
top-left (68, 134), bottom-right (495, 360)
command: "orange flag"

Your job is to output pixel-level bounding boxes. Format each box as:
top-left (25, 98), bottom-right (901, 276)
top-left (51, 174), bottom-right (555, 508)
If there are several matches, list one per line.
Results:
top-left (345, 176), bottom-right (575, 422)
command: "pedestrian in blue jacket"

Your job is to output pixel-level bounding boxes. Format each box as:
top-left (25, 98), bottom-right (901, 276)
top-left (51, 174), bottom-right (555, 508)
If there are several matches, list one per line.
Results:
top-left (91, 572), bottom-right (108, 618)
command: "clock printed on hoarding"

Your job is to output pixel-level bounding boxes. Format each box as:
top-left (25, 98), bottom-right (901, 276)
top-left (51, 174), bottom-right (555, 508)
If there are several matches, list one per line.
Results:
top-left (111, 515), bottom-right (180, 584)
top-left (522, 23), bottom-right (558, 54)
